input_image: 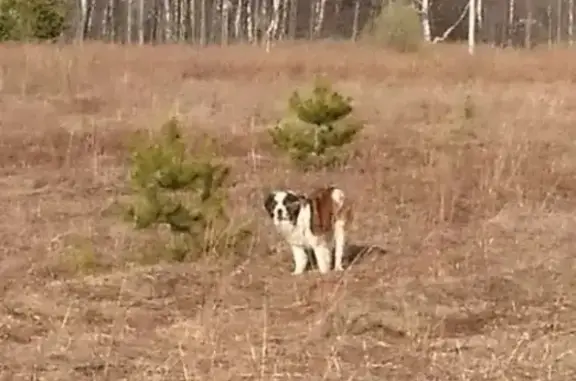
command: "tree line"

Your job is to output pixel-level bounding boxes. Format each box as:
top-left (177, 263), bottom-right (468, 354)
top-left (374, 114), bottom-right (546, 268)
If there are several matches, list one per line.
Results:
top-left (0, 0), bottom-right (574, 49)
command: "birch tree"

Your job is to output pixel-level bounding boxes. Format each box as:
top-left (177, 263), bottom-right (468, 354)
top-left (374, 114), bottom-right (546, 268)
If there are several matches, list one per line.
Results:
top-left (508, 0), bottom-right (515, 45)
top-left (163, 0), bottom-right (172, 41)
top-left (210, 0), bottom-right (220, 44)
top-left (313, 0), bottom-right (327, 38)
top-left (433, 2), bottom-right (470, 43)
top-left (176, 0), bottom-right (185, 40)
top-left (126, 0), bottom-right (132, 43)
top-left (200, 0), bottom-right (206, 45)
top-left (468, 0), bottom-right (476, 54)
top-left (77, 0), bottom-right (88, 40)
top-left (103, 0), bottom-right (115, 41)
top-left (351, 0), bottom-right (360, 40)
top-left (308, 0), bottom-right (315, 39)
top-left (569, 0), bottom-right (574, 44)
top-left (557, 0), bottom-right (562, 44)
top-left (246, 0), bottom-right (254, 42)
top-left (90, 0), bottom-right (107, 38)
top-left (188, 0), bottom-right (196, 42)
top-left (234, 0), bottom-right (243, 40)
top-left (288, 0), bottom-right (297, 39)
top-left (524, 0), bottom-right (532, 48)
top-left (253, 0), bottom-right (261, 43)
top-left (138, 0), bottom-right (144, 43)
top-left (221, 0), bottom-right (231, 45)
top-left (264, 0), bottom-right (281, 51)
top-left (85, 0), bottom-right (95, 39)
top-left (259, 0), bottom-right (268, 43)
top-left (420, 0), bottom-right (431, 42)
top-left (476, 0), bottom-right (482, 26)
top-left (278, 0), bottom-right (288, 40)
top-left (547, 4), bottom-right (553, 47)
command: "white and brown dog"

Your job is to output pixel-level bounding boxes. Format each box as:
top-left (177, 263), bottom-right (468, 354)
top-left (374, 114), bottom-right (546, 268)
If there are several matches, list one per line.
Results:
top-left (264, 186), bottom-right (352, 275)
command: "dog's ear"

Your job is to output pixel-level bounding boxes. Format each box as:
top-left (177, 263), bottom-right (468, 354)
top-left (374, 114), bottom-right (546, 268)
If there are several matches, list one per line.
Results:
top-left (283, 192), bottom-right (305, 215)
top-left (263, 190), bottom-right (275, 217)
top-left (285, 195), bottom-right (306, 206)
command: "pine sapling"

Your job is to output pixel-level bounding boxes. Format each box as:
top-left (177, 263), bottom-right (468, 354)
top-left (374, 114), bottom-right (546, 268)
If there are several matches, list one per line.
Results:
top-left (269, 79), bottom-right (363, 170)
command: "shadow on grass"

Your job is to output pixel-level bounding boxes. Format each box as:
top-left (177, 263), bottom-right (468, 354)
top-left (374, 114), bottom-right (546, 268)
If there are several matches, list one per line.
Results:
top-left (306, 243), bottom-right (388, 271)
top-left (342, 243), bottom-right (388, 268)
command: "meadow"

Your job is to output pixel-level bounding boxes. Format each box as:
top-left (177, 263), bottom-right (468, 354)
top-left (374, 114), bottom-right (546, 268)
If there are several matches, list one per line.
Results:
top-left (1, 42), bottom-right (576, 380)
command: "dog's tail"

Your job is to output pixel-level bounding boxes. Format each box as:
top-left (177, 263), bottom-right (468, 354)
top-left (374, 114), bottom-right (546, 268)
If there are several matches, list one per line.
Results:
top-left (330, 187), bottom-right (353, 224)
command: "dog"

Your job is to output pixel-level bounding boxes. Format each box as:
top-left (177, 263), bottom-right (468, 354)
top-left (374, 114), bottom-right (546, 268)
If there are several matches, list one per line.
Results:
top-left (264, 186), bottom-right (352, 275)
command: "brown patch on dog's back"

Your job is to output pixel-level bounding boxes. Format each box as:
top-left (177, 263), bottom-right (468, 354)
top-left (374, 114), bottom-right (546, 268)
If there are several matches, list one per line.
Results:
top-left (308, 186), bottom-right (352, 236)
top-left (309, 187), bottom-right (335, 235)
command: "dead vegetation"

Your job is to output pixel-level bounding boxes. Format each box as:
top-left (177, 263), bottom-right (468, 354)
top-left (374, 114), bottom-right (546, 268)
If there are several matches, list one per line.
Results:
top-left (1, 42), bottom-right (576, 380)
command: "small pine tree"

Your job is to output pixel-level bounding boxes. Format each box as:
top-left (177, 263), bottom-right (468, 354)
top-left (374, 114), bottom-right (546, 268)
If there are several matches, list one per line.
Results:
top-left (123, 118), bottom-right (251, 262)
top-left (269, 79), bottom-right (363, 170)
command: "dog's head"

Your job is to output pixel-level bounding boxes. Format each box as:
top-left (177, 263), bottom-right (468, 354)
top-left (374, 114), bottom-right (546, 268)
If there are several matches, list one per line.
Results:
top-left (264, 190), bottom-right (306, 225)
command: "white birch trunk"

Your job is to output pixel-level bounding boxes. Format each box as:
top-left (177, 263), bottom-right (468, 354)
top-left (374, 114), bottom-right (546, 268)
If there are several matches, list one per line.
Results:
top-left (279, 0), bottom-right (288, 40)
top-left (77, 0), bottom-right (88, 40)
top-left (557, 0), bottom-right (562, 44)
top-left (178, 0), bottom-right (185, 40)
top-left (265, 0), bottom-right (281, 52)
top-left (476, 0), bottom-right (482, 27)
top-left (164, 0), bottom-right (172, 42)
top-left (138, 0), bottom-right (145, 44)
top-left (106, 0), bottom-right (115, 40)
top-left (508, 0), bottom-right (515, 45)
top-left (200, 0), bottom-right (206, 45)
top-left (126, 0), bottom-right (133, 43)
top-left (351, 0), bottom-right (360, 41)
top-left (433, 2), bottom-right (470, 43)
top-left (101, 0), bottom-right (108, 38)
top-left (308, 0), bottom-right (316, 38)
top-left (246, 0), bottom-right (254, 43)
top-left (222, 0), bottom-right (231, 45)
top-left (547, 4), bottom-right (553, 48)
top-left (254, 0), bottom-right (262, 43)
top-left (525, 0), bottom-right (532, 48)
top-left (468, 0), bottom-right (476, 55)
top-left (188, 0), bottom-right (196, 42)
top-left (569, 0), bottom-right (574, 45)
top-left (421, 0), bottom-right (431, 42)
top-left (313, 0), bottom-right (327, 38)
top-left (288, 0), bottom-right (297, 39)
top-left (85, 0), bottom-right (94, 38)
top-left (234, 0), bottom-right (243, 40)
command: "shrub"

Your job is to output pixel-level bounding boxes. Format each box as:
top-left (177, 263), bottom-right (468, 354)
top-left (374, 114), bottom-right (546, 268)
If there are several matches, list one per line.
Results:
top-left (269, 79), bottom-right (363, 170)
top-left (122, 118), bottom-right (252, 263)
top-left (363, 1), bottom-right (423, 53)
top-left (0, 0), bottom-right (67, 41)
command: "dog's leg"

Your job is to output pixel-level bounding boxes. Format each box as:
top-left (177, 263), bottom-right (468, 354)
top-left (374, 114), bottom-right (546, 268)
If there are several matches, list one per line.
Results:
top-left (291, 245), bottom-right (308, 275)
top-left (333, 219), bottom-right (345, 271)
top-left (313, 243), bottom-right (332, 274)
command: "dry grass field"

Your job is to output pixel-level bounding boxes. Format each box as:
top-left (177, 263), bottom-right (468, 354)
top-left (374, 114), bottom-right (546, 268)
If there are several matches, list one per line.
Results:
top-left (2, 41), bottom-right (576, 380)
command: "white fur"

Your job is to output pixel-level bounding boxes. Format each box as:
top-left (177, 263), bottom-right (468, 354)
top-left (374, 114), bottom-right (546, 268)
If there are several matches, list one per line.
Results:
top-left (331, 188), bottom-right (345, 206)
top-left (270, 190), bottom-right (346, 275)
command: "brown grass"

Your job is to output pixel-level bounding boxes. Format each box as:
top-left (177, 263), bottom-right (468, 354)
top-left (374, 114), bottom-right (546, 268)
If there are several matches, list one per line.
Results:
top-left (2, 41), bottom-right (576, 380)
